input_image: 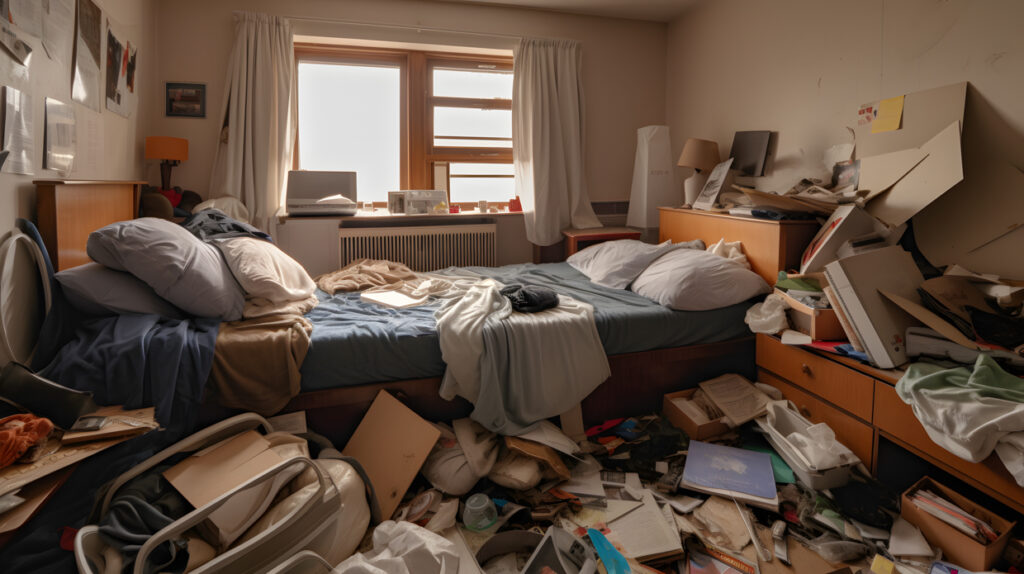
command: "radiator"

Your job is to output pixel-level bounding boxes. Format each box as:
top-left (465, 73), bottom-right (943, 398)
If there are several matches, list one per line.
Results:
top-left (338, 224), bottom-right (497, 271)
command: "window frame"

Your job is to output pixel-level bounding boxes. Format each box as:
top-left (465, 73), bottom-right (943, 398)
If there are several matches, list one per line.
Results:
top-left (294, 43), bottom-right (513, 209)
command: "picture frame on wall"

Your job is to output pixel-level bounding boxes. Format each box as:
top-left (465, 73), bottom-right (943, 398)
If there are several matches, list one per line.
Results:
top-left (165, 82), bottom-right (206, 117)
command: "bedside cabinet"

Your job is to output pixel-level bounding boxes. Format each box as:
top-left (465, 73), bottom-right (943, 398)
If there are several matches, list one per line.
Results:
top-left (756, 334), bottom-right (1024, 515)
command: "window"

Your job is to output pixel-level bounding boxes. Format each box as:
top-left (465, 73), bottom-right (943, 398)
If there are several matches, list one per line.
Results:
top-left (295, 44), bottom-right (513, 208)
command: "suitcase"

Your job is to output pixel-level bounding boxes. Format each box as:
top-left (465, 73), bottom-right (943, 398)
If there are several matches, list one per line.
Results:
top-left (75, 413), bottom-right (376, 574)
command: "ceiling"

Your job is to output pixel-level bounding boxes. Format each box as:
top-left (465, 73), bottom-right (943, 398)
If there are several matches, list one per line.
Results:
top-left (433, 0), bottom-right (700, 22)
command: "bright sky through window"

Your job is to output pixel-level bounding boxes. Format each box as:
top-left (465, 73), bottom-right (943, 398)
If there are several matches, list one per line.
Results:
top-left (297, 62), bottom-right (400, 203)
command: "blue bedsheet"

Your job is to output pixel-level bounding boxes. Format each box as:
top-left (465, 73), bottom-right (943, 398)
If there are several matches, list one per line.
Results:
top-left (300, 262), bottom-right (752, 391)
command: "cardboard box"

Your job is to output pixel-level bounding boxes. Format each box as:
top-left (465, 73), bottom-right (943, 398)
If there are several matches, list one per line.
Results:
top-left (775, 288), bottom-right (846, 341)
top-left (662, 388), bottom-right (731, 441)
top-left (901, 476), bottom-right (1017, 572)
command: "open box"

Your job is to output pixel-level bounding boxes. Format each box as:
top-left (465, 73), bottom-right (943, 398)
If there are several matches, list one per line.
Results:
top-left (662, 388), bottom-right (732, 441)
top-left (775, 272), bottom-right (846, 342)
top-left (901, 476), bottom-right (1017, 572)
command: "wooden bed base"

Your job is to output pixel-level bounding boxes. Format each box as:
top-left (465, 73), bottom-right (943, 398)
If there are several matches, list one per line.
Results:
top-left (200, 336), bottom-right (755, 446)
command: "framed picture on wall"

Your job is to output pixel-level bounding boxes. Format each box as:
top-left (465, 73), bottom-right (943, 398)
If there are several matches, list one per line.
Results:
top-left (166, 82), bottom-right (206, 117)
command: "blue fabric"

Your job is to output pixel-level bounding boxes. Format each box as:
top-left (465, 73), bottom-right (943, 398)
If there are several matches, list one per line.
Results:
top-left (300, 262), bottom-right (752, 391)
top-left (38, 314), bottom-right (219, 430)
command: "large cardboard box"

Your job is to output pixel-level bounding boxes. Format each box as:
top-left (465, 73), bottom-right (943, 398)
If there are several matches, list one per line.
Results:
top-left (662, 388), bottom-right (731, 441)
top-left (901, 476), bottom-right (1016, 571)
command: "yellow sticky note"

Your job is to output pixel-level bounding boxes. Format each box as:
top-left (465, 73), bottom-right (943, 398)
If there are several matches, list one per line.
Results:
top-left (871, 95), bottom-right (905, 133)
top-left (870, 553), bottom-right (895, 574)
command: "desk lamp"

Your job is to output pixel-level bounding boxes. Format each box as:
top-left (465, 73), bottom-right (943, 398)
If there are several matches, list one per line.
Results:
top-left (677, 138), bottom-right (720, 206)
top-left (145, 136), bottom-right (188, 190)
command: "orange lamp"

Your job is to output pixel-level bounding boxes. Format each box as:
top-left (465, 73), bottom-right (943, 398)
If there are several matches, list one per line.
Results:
top-left (145, 136), bottom-right (188, 190)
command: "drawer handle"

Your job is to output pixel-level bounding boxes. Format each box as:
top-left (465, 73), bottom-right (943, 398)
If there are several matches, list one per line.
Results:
top-left (801, 363), bottom-right (813, 376)
top-left (799, 406), bottom-right (812, 418)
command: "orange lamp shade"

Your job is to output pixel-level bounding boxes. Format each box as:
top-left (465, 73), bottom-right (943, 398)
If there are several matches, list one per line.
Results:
top-left (145, 136), bottom-right (188, 162)
top-left (677, 138), bottom-right (720, 173)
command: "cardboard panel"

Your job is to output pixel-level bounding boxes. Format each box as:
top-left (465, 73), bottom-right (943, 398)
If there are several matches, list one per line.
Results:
top-left (854, 82), bottom-right (966, 157)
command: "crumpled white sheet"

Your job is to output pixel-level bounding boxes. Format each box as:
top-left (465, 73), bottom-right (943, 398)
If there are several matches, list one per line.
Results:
top-left (707, 238), bottom-right (751, 269)
top-left (744, 293), bottom-right (789, 334)
top-left (434, 278), bottom-right (611, 435)
top-left (331, 520), bottom-right (458, 574)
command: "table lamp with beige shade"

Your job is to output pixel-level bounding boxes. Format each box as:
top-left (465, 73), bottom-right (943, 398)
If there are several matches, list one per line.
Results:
top-left (145, 136), bottom-right (188, 190)
top-left (677, 138), bottom-right (720, 206)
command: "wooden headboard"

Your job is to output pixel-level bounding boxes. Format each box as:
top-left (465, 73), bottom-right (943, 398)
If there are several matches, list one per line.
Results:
top-left (35, 180), bottom-right (145, 271)
top-left (658, 207), bottom-right (820, 283)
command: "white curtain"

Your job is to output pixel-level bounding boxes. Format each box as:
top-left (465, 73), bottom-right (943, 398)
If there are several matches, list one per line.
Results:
top-left (208, 12), bottom-right (294, 232)
top-left (512, 38), bottom-right (602, 246)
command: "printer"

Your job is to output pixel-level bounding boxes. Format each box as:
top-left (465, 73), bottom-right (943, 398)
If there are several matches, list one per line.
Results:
top-left (285, 170), bottom-right (358, 216)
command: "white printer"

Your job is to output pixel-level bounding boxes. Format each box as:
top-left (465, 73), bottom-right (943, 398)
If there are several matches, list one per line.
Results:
top-left (286, 170), bottom-right (358, 216)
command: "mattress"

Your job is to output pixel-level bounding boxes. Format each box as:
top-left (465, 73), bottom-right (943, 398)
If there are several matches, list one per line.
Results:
top-left (300, 262), bottom-right (753, 391)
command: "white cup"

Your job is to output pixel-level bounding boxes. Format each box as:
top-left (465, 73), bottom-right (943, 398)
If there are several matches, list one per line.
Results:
top-left (478, 200), bottom-right (488, 212)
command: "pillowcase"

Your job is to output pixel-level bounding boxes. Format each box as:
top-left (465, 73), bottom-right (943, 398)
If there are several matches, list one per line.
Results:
top-left (214, 237), bottom-right (315, 303)
top-left (567, 238), bottom-right (704, 289)
top-left (706, 238), bottom-right (751, 269)
top-left (87, 217), bottom-right (245, 320)
top-left (56, 262), bottom-right (183, 318)
top-left (631, 248), bottom-right (770, 311)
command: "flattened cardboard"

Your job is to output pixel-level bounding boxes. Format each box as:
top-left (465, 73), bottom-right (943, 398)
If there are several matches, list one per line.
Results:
top-left (800, 205), bottom-right (880, 274)
top-left (342, 390), bottom-right (440, 520)
top-left (920, 276), bottom-right (991, 323)
top-left (858, 147), bottom-right (929, 201)
top-left (61, 406), bottom-right (156, 445)
top-left (879, 290), bottom-right (980, 351)
top-left (0, 467), bottom-right (72, 535)
top-left (0, 436), bottom-right (126, 497)
top-left (505, 436), bottom-right (570, 481)
top-left (866, 121), bottom-right (963, 227)
top-left (855, 82), bottom-right (965, 157)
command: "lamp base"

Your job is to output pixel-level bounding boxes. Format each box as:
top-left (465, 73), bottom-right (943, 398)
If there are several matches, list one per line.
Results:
top-left (683, 171), bottom-right (710, 206)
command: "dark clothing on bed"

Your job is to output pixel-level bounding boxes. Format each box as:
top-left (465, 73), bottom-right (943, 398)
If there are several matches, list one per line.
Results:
top-left (500, 284), bottom-right (559, 313)
top-left (182, 209), bottom-right (272, 242)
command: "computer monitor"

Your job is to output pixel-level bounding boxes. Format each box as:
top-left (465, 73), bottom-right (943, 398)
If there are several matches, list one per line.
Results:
top-left (729, 130), bottom-right (772, 177)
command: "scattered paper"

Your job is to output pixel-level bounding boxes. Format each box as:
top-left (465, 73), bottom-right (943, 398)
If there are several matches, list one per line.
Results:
top-left (42, 0), bottom-right (74, 66)
top-left (515, 420), bottom-right (581, 456)
top-left (606, 489), bottom-right (683, 562)
top-left (889, 516), bottom-right (933, 557)
top-left (104, 17), bottom-right (138, 118)
top-left (872, 95), bottom-right (905, 134)
top-left (3, 86), bottom-right (34, 175)
top-left (559, 455), bottom-right (605, 499)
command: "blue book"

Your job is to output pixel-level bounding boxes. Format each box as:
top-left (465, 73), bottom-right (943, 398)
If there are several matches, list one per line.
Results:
top-left (680, 441), bottom-right (777, 506)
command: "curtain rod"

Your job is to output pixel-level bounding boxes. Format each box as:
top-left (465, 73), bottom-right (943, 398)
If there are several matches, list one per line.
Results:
top-left (285, 14), bottom-right (526, 41)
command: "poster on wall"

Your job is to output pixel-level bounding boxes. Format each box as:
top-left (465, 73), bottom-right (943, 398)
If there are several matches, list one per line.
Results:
top-left (104, 18), bottom-right (137, 118)
top-left (42, 0), bottom-right (74, 67)
top-left (2, 85), bottom-right (34, 175)
top-left (8, 0), bottom-right (42, 39)
top-left (0, 20), bottom-right (32, 66)
top-left (72, 0), bottom-right (102, 112)
top-left (44, 97), bottom-right (75, 176)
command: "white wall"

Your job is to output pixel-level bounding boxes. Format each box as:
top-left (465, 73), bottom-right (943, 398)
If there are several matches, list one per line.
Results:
top-left (152, 0), bottom-right (667, 205)
top-left (666, 0), bottom-right (1024, 276)
top-left (0, 0), bottom-right (159, 240)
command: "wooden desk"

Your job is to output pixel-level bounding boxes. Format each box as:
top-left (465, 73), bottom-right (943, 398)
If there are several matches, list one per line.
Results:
top-left (35, 180), bottom-right (145, 270)
top-left (756, 333), bottom-right (1024, 515)
top-left (658, 208), bottom-right (820, 283)
top-left (562, 226), bottom-right (642, 256)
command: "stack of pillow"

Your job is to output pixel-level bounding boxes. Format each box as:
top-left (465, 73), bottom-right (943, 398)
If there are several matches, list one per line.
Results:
top-left (566, 238), bottom-right (770, 311)
top-left (56, 216), bottom-right (316, 321)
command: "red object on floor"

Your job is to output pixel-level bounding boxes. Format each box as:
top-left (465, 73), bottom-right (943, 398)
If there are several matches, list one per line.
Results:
top-left (585, 418), bottom-right (625, 437)
top-left (158, 188), bottom-right (183, 207)
top-left (59, 527), bottom-right (78, 551)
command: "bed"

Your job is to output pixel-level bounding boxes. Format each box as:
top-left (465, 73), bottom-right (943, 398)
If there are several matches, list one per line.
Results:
top-left (31, 182), bottom-right (819, 443)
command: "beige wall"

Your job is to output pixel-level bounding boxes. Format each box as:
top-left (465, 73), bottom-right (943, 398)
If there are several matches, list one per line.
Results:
top-left (152, 0), bottom-right (667, 205)
top-left (0, 0), bottom-right (158, 241)
top-left (666, 0), bottom-right (1024, 277)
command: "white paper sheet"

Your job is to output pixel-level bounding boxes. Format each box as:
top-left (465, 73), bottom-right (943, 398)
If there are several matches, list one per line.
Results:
top-left (516, 420), bottom-right (581, 456)
top-left (9, 0), bottom-right (41, 38)
top-left (3, 85), bottom-right (33, 175)
top-left (42, 0), bottom-right (74, 66)
top-left (72, 0), bottom-right (102, 111)
top-left (0, 20), bottom-right (32, 65)
top-left (605, 490), bottom-right (682, 561)
top-left (889, 516), bottom-right (933, 557)
top-left (43, 97), bottom-right (75, 176)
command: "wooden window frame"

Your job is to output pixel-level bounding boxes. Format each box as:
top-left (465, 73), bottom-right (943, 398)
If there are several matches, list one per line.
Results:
top-left (294, 43), bottom-right (513, 208)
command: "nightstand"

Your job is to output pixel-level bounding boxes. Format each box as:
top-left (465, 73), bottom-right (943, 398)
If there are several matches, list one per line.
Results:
top-left (562, 226), bottom-right (642, 257)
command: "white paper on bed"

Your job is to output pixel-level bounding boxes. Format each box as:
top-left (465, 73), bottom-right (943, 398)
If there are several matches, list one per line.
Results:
top-left (435, 279), bottom-right (611, 435)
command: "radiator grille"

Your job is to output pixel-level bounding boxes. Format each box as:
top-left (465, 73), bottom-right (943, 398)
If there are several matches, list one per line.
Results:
top-left (338, 224), bottom-right (497, 271)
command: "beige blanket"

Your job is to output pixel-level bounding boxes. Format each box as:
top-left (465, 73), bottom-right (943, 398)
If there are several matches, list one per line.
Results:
top-left (208, 313), bottom-right (313, 416)
top-left (316, 259), bottom-right (418, 294)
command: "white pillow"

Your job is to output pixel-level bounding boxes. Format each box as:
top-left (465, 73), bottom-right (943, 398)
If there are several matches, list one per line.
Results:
top-left (57, 262), bottom-right (184, 318)
top-left (631, 248), bottom-right (770, 311)
top-left (567, 239), bottom-right (703, 289)
top-left (707, 238), bottom-right (751, 269)
top-left (215, 237), bottom-right (315, 302)
top-left (87, 218), bottom-right (245, 320)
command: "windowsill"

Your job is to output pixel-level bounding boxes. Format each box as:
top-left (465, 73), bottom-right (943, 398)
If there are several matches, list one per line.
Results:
top-left (281, 209), bottom-right (524, 222)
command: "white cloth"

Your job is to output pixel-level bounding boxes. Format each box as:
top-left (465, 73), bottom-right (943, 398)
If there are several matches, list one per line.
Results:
top-left (512, 38), bottom-right (601, 246)
top-left (435, 278), bottom-right (611, 434)
top-left (331, 521), bottom-right (458, 574)
top-left (208, 12), bottom-right (294, 232)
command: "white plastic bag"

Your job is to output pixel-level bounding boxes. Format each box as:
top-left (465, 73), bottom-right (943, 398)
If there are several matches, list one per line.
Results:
top-left (332, 521), bottom-right (458, 574)
top-left (744, 293), bottom-right (789, 334)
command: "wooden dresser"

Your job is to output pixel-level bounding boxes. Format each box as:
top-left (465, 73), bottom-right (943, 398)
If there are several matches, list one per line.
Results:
top-left (757, 333), bottom-right (1024, 515)
top-left (35, 180), bottom-right (145, 270)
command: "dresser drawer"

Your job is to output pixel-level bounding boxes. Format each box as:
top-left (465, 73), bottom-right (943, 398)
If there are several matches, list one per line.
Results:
top-left (874, 380), bottom-right (1024, 514)
top-left (759, 371), bottom-right (874, 469)
top-left (756, 334), bottom-right (874, 421)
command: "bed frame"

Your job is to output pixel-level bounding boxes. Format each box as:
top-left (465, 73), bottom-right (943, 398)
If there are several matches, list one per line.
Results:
top-left (40, 192), bottom-right (818, 444)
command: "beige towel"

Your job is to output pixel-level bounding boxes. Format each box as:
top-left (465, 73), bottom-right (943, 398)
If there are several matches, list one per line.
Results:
top-left (316, 258), bottom-right (418, 294)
